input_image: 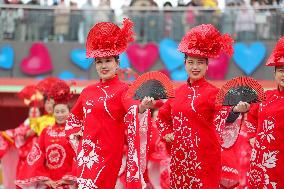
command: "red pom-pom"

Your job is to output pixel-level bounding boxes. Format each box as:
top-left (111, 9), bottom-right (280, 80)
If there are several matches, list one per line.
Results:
top-left (18, 85), bottom-right (37, 100)
top-left (36, 77), bottom-right (61, 97)
top-left (86, 18), bottom-right (135, 58)
top-left (48, 80), bottom-right (72, 104)
top-left (178, 24), bottom-right (234, 58)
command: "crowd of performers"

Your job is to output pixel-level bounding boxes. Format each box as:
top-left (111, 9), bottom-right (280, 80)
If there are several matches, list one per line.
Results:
top-left (0, 18), bottom-right (283, 189)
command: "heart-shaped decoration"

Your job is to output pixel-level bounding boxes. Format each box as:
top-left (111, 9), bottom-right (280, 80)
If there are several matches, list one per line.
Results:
top-left (126, 43), bottom-right (159, 73)
top-left (0, 44), bottom-right (14, 70)
top-left (159, 38), bottom-right (184, 71)
top-left (58, 71), bottom-right (76, 80)
top-left (20, 43), bottom-right (53, 75)
top-left (119, 52), bottom-right (130, 69)
top-left (233, 42), bottom-right (266, 75)
top-left (207, 53), bottom-right (229, 80)
top-left (70, 48), bottom-right (93, 71)
top-left (170, 67), bottom-right (188, 81)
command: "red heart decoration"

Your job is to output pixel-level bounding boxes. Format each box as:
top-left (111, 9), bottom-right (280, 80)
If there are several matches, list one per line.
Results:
top-left (20, 43), bottom-right (53, 75)
top-left (207, 53), bottom-right (229, 80)
top-left (126, 43), bottom-right (159, 73)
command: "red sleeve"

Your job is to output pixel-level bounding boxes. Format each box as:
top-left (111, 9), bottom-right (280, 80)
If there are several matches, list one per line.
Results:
top-left (245, 102), bottom-right (260, 138)
top-left (65, 92), bottom-right (84, 137)
top-left (156, 99), bottom-right (173, 138)
top-left (65, 92), bottom-right (85, 154)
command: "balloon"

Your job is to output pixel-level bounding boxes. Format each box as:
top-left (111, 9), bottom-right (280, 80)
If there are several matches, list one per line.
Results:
top-left (70, 48), bottom-right (93, 71)
top-left (159, 38), bottom-right (184, 71)
top-left (58, 71), bottom-right (76, 80)
top-left (233, 42), bottom-right (266, 75)
top-left (127, 43), bottom-right (159, 73)
top-left (20, 43), bottom-right (53, 75)
top-left (170, 67), bottom-right (188, 81)
top-left (119, 52), bottom-right (130, 69)
top-left (207, 53), bottom-right (229, 80)
top-left (0, 44), bottom-right (14, 70)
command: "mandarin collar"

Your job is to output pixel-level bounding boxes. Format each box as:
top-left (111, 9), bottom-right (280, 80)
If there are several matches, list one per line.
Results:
top-left (99, 75), bottom-right (119, 87)
top-left (187, 77), bottom-right (206, 87)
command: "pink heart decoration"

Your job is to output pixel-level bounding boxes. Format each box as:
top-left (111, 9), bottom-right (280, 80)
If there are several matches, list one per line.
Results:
top-left (126, 43), bottom-right (159, 73)
top-left (20, 43), bottom-right (53, 75)
top-left (207, 53), bottom-right (229, 80)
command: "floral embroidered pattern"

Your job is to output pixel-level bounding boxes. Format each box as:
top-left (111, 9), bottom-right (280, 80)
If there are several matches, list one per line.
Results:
top-left (46, 144), bottom-right (66, 169)
top-left (97, 86), bottom-right (115, 120)
top-left (83, 100), bottom-right (94, 118)
top-left (47, 127), bottom-right (65, 138)
top-left (65, 113), bottom-right (84, 131)
top-left (77, 139), bottom-right (104, 178)
top-left (170, 112), bottom-right (203, 188)
top-left (249, 117), bottom-right (279, 188)
top-left (27, 143), bottom-right (42, 165)
top-left (124, 105), bottom-right (140, 183)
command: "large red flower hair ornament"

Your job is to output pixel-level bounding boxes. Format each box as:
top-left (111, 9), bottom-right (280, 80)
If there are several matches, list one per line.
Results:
top-left (178, 24), bottom-right (234, 58)
top-left (86, 18), bottom-right (135, 58)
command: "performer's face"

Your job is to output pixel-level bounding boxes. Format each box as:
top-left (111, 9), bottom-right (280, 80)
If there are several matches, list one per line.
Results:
top-left (185, 56), bottom-right (208, 82)
top-left (95, 56), bottom-right (119, 82)
top-left (275, 66), bottom-right (284, 89)
top-left (53, 104), bottom-right (70, 124)
top-left (45, 98), bottom-right (55, 114)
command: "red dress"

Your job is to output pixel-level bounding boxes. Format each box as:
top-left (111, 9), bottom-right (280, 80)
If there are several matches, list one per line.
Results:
top-left (65, 75), bottom-right (149, 189)
top-left (16, 124), bottom-right (76, 189)
top-left (156, 78), bottom-right (235, 189)
top-left (0, 119), bottom-right (37, 189)
top-left (247, 89), bottom-right (284, 188)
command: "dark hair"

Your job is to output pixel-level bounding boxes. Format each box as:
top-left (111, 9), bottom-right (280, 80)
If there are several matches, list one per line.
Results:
top-left (114, 55), bottom-right (120, 62)
top-left (94, 55), bottom-right (120, 63)
top-left (53, 103), bottom-right (70, 111)
top-left (184, 54), bottom-right (208, 64)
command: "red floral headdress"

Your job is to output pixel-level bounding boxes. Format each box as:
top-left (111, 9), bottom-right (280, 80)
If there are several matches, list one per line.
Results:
top-left (178, 24), bottom-right (234, 58)
top-left (48, 80), bottom-right (72, 105)
top-left (266, 36), bottom-right (284, 66)
top-left (18, 85), bottom-right (43, 107)
top-left (36, 77), bottom-right (61, 98)
top-left (86, 18), bottom-right (135, 58)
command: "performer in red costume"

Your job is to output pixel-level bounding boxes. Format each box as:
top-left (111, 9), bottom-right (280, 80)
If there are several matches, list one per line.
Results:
top-left (65, 18), bottom-right (154, 189)
top-left (0, 85), bottom-right (41, 189)
top-left (156, 24), bottom-right (250, 188)
top-left (246, 36), bottom-right (284, 188)
top-left (16, 80), bottom-right (77, 189)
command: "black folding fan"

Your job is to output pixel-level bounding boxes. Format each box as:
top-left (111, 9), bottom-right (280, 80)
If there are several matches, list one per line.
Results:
top-left (126, 71), bottom-right (175, 100)
top-left (216, 76), bottom-right (266, 106)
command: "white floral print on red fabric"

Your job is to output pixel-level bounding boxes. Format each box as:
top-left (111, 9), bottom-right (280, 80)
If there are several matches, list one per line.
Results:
top-left (46, 144), bottom-right (66, 169)
top-left (171, 112), bottom-right (203, 189)
top-left (27, 143), bottom-right (42, 166)
top-left (249, 117), bottom-right (279, 188)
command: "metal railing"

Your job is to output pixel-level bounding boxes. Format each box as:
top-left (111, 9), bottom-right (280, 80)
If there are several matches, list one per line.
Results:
top-left (0, 4), bottom-right (283, 43)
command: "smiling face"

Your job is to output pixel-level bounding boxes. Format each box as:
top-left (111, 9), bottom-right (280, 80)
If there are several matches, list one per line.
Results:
top-left (185, 56), bottom-right (208, 82)
top-left (53, 104), bottom-right (69, 125)
top-left (95, 56), bottom-right (119, 82)
top-left (275, 66), bottom-right (284, 90)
